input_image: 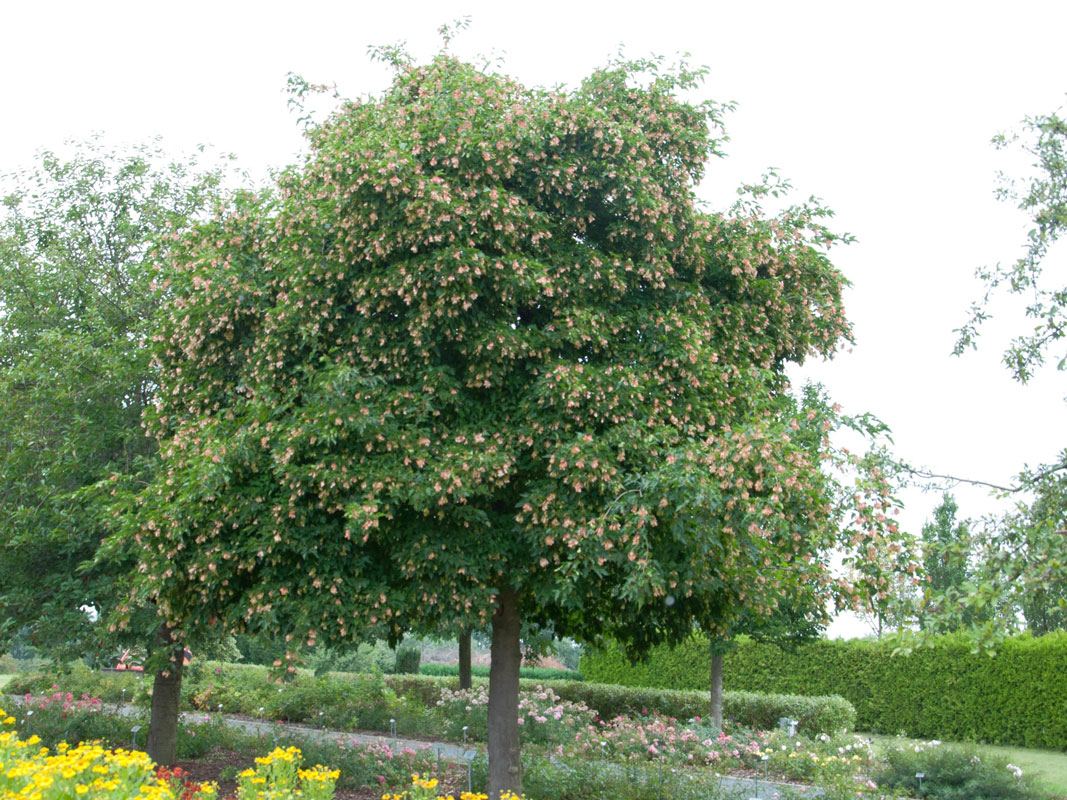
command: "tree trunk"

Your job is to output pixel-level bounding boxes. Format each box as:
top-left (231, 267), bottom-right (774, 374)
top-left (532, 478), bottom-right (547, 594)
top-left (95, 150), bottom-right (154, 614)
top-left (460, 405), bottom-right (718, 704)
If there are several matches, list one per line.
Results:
top-left (709, 652), bottom-right (723, 731)
top-left (145, 625), bottom-right (184, 765)
top-left (459, 628), bottom-right (472, 690)
top-left (487, 588), bottom-right (522, 799)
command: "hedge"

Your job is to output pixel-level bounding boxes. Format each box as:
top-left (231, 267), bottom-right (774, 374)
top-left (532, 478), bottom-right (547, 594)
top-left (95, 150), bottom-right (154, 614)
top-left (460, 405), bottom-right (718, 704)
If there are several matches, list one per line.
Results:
top-left (580, 632), bottom-right (1067, 748)
top-left (384, 673), bottom-right (853, 734)
top-left (7, 661), bottom-right (853, 737)
top-left (418, 663), bottom-right (584, 682)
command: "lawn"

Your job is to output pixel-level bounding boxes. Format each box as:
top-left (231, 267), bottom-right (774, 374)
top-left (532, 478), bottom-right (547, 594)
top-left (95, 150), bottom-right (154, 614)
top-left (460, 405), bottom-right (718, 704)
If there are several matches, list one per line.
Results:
top-left (869, 733), bottom-right (1067, 797)
top-left (0, 674), bottom-right (13, 690)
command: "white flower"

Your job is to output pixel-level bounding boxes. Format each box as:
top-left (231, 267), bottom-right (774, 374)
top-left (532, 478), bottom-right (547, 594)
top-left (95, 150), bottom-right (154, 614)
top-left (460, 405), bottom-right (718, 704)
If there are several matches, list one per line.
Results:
top-left (1007, 763), bottom-right (1023, 778)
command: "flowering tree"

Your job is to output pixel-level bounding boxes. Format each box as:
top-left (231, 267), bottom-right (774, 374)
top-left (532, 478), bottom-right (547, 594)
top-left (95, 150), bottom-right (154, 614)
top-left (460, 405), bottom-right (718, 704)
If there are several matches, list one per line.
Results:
top-left (136, 52), bottom-right (911, 796)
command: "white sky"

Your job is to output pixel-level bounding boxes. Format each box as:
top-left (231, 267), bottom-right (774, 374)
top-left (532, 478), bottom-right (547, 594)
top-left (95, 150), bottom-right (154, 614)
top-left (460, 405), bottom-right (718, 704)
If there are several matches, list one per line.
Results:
top-left (5, 0), bottom-right (1066, 637)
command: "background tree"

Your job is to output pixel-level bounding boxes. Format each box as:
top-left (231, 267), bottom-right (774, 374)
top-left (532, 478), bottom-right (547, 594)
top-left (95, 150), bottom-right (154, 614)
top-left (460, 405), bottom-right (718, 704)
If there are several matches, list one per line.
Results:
top-left (917, 493), bottom-right (989, 631)
top-left (956, 103), bottom-right (1067, 386)
top-left (1015, 471), bottom-right (1067, 633)
top-left (136, 51), bottom-right (914, 797)
top-left (909, 101), bottom-right (1067, 648)
top-left (705, 596), bottom-right (826, 730)
top-left (0, 138), bottom-right (233, 762)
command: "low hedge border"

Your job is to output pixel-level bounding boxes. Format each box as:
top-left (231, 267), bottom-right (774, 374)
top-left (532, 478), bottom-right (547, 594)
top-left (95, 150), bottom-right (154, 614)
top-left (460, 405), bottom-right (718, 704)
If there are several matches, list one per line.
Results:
top-left (7, 662), bottom-right (853, 737)
top-left (384, 673), bottom-right (854, 735)
top-left (418, 663), bottom-right (584, 682)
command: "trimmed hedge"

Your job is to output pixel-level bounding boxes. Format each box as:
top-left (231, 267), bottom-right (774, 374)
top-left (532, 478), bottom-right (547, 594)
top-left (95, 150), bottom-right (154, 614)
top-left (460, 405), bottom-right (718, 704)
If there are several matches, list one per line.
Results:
top-left (7, 663), bottom-right (852, 737)
top-left (418, 663), bottom-right (585, 682)
top-left (580, 632), bottom-right (1067, 748)
top-left (383, 673), bottom-right (853, 735)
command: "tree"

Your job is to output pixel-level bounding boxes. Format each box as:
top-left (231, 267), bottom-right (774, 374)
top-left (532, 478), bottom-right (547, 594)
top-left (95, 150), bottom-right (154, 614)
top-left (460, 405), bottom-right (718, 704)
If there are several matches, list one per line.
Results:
top-left (946, 469), bottom-right (1067, 637)
top-left (706, 597), bottom-right (825, 729)
top-left (908, 102), bottom-right (1067, 648)
top-left (916, 493), bottom-right (990, 631)
top-left (135, 52), bottom-right (912, 797)
top-left (1015, 472), bottom-right (1067, 633)
top-left (956, 104), bottom-right (1067, 385)
top-left (0, 138), bottom-right (232, 763)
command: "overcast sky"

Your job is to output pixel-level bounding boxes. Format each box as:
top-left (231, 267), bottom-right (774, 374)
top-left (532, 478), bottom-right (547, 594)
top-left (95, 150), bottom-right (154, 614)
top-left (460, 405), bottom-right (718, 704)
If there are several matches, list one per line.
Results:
top-left (5, 0), bottom-right (1065, 636)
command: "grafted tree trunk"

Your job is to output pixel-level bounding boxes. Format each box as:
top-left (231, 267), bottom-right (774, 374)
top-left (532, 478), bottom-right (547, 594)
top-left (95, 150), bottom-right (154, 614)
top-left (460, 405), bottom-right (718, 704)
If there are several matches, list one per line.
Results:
top-left (487, 588), bottom-right (522, 799)
top-left (709, 652), bottom-right (724, 731)
top-left (145, 625), bottom-right (184, 765)
top-left (458, 628), bottom-right (472, 690)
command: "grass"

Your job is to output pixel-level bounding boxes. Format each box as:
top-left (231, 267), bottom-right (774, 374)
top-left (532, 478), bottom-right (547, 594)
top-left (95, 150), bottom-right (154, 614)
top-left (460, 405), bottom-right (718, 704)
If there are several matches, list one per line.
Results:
top-left (868, 732), bottom-right (1067, 797)
top-left (0, 675), bottom-right (13, 690)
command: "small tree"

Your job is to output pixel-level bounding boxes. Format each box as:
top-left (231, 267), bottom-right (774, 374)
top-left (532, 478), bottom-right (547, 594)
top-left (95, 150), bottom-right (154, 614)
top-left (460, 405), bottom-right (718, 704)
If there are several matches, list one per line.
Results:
top-left (138, 51), bottom-right (913, 797)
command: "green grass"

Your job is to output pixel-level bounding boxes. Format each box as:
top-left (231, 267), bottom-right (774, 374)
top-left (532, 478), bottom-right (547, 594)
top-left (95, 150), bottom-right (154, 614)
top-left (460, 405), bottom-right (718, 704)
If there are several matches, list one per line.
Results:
top-left (0, 675), bottom-right (13, 690)
top-left (868, 732), bottom-right (1067, 797)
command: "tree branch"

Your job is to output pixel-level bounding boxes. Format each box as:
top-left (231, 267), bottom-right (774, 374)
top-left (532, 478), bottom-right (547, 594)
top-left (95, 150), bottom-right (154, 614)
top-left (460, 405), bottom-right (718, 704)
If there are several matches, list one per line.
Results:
top-left (906, 460), bottom-right (1067, 494)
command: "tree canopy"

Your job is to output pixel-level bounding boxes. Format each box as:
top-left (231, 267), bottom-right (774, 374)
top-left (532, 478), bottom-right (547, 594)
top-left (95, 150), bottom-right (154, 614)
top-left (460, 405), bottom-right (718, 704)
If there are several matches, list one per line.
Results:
top-left (134, 52), bottom-right (912, 795)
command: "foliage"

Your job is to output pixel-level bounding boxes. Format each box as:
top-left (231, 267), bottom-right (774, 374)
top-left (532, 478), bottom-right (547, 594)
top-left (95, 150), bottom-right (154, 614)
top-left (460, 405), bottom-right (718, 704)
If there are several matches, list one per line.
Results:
top-left (873, 740), bottom-right (1045, 800)
top-left (419, 664), bottom-right (584, 682)
top-left (582, 633), bottom-right (1067, 748)
top-left (1015, 471), bottom-right (1067, 633)
top-left (309, 641), bottom-right (396, 675)
top-left (950, 469), bottom-right (1067, 638)
top-left (233, 633), bottom-right (290, 668)
top-left (917, 493), bottom-right (987, 631)
top-left (942, 103), bottom-right (1067, 650)
top-left (956, 105), bottom-right (1067, 384)
top-left (521, 755), bottom-right (726, 800)
top-left (0, 138), bottom-right (235, 663)
top-left (433, 684), bottom-right (595, 744)
top-left (394, 645), bottom-right (421, 675)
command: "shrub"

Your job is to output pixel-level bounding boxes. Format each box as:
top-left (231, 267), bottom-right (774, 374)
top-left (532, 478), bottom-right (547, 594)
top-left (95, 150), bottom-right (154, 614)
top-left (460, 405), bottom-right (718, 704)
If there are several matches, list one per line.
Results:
top-left (522, 754), bottom-right (726, 800)
top-left (543, 679), bottom-right (855, 736)
top-left (433, 684), bottom-right (596, 746)
top-left (395, 645), bottom-right (422, 675)
top-left (873, 741), bottom-right (1045, 800)
top-left (6, 663), bottom-right (148, 706)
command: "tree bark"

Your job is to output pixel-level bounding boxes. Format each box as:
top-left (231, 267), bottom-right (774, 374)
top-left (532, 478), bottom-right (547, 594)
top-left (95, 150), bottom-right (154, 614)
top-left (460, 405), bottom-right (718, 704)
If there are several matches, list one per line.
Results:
top-left (709, 652), bottom-right (723, 731)
top-left (145, 625), bottom-right (184, 766)
top-left (459, 628), bottom-right (472, 690)
top-left (487, 588), bottom-right (522, 799)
